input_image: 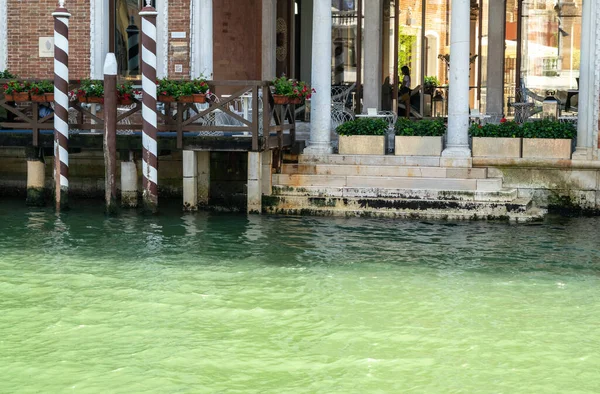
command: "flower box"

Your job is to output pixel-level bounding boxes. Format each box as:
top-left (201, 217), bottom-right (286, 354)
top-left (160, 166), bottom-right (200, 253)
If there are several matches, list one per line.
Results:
top-left (3, 93), bottom-right (15, 101)
top-left (118, 98), bottom-right (134, 106)
top-left (395, 136), bottom-right (443, 156)
top-left (193, 93), bottom-right (207, 104)
top-left (338, 135), bottom-right (386, 155)
top-left (521, 138), bottom-right (572, 159)
top-left (178, 95), bottom-right (194, 103)
top-left (290, 97), bottom-right (301, 105)
top-left (31, 94), bottom-right (46, 103)
top-left (45, 93), bottom-right (54, 102)
top-left (158, 95), bottom-right (176, 103)
top-left (12, 92), bottom-right (30, 102)
top-left (472, 137), bottom-right (521, 158)
top-left (78, 96), bottom-right (104, 104)
top-left (273, 94), bottom-right (289, 105)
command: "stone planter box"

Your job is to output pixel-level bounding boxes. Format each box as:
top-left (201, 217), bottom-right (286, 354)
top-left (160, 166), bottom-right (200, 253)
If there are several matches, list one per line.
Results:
top-left (522, 138), bottom-right (572, 159)
top-left (472, 137), bottom-right (521, 158)
top-left (338, 135), bottom-right (386, 155)
top-left (395, 136), bottom-right (443, 156)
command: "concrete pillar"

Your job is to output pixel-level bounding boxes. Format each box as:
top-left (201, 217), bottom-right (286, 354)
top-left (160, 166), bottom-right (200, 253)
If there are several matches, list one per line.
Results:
top-left (183, 150), bottom-right (198, 211)
top-left (573, 0), bottom-right (596, 160)
top-left (262, 0), bottom-right (277, 80)
top-left (26, 147), bottom-right (45, 207)
top-left (305, 0), bottom-right (333, 155)
top-left (261, 150), bottom-right (273, 196)
top-left (363, 0), bottom-right (383, 112)
top-left (247, 151), bottom-right (262, 214)
top-left (441, 0), bottom-right (472, 167)
top-left (191, 0), bottom-right (213, 79)
top-left (196, 151), bottom-right (210, 206)
top-left (486, 0), bottom-right (506, 116)
top-left (120, 155), bottom-right (138, 208)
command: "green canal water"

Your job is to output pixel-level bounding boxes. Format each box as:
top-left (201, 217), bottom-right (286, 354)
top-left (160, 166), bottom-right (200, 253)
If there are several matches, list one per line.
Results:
top-left (1, 199), bottom-right (600, 393)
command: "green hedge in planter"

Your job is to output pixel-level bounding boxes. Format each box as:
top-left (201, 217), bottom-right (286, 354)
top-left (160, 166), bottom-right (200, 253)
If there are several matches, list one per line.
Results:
top-left (336, 118), bottom-right (389, 136)
top-left (520, 119), bottom-right (576, 139)
top-left (394, 118), bottom-right (446, 136)
top-left (469, 121), bottom-right (520, 138)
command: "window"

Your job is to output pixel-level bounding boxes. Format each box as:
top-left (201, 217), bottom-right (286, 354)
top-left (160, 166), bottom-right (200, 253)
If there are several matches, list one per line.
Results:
top-left (114, 0), bottom-right (156, 77)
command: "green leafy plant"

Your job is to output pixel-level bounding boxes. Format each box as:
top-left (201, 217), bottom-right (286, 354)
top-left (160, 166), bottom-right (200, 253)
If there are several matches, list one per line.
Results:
top-left (273, 75), bottom-right (294, 97)
top-left (336, 118), bottom-right (389, 136)
top-left (424, 76), bottom-right (440, 95)
top-left (117, 81), bottom-right (140, 101)
top-left (30, 80), bottom-right (54, 95)
top-left (192, 78), bottom-right (210, 94)
top-left (0, 70), bottom-right (15, 79)
top-left (520, 119), bottom-right (576, 139)
top-left (157, 78), bottom-right (181, 98)
top-left (3, 80), bottom-right (30, 94)
top-left (73, 79), bottom-right (104, 98)
top-left (395, 118), bottom-right (446, 136)
top-left (469, 120), bottom-right (521, 138)
top-left (178, 81), bottom-right (195, 97)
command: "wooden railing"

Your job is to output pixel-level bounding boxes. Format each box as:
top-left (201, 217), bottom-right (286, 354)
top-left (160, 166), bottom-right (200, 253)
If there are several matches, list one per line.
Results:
top-left (0, 79), bottom-right (296, 154)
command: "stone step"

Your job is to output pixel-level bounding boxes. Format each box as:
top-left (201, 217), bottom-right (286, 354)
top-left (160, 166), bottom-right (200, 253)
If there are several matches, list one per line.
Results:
top-left (281, 164), bottom-right (488, 179)
top-left (299, 154), bottom-right (443, 167)
top-left (272, 174), bottom-right (503, 192)
top-left (272, 185), bottom-right (518, 202)
top-left (263, 195), bottom-right (545, 222)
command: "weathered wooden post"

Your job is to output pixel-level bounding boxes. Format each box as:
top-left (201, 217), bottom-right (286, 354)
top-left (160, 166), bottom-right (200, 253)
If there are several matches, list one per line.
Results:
top-left (140, 1), bottom-right (159, 213)
top-left (53, 0), bottom-right (70, 211)
top-left (103, 53), bottom-right (118, 213)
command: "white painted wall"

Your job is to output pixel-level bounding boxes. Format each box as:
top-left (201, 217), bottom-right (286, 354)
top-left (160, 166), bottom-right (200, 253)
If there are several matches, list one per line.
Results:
top-left (0, 0), bottom-right (7, 71)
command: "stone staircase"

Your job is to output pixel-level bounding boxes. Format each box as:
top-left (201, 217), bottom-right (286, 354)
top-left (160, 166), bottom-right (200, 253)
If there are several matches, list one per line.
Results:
top-left (266, 154), bottom-right (546, 222)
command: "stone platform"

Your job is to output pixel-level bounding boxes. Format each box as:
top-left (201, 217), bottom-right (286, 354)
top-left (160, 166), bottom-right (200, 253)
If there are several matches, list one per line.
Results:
top-left (265, 154), bottom-right (546, 222)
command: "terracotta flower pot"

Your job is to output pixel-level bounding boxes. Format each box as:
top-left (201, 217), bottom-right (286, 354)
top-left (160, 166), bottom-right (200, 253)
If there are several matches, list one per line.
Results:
top-left (290, 97), bottom-right (301, 105)
top-left (178, 95), bottom-right (194, 103)
top-left (273, 94), bottom-right (290, 105)
top-left (158, 95), bottom-right (175, 103)
top-left (44, 93), bottom-right (54, 102)
top-left (193, 93), bottom-right (207, 104)
top-left (31, 94), bottom-right (46, 103)
top-left (79, 96), bottom-right (104, 104)
top-left (13, 92), bottom-right (30, 102)
top-left (3, 93), bottom-right (15, 101)
top-left (118, 98), bottom-right (134, 106)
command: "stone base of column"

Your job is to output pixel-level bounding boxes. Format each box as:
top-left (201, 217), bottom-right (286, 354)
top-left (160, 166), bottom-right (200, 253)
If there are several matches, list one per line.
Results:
top-left (571, 147), bottom-right (593, 161)
top-left (261, 150), bottom-right (273, 196)
top-left (303, 141), bottom-right (333, 155)
top-left (120, 160), bottom-right (138, 208)
top-left (26, 160), bottom-right (46, 207)
top-left (197, 151), bottom-right (210, 206)
top-left (441, 146), bottom-right (472, 168)
top-left (247, 151), bottom-right (262, 214)
top-left (183, 150), bottom-right (198, 211)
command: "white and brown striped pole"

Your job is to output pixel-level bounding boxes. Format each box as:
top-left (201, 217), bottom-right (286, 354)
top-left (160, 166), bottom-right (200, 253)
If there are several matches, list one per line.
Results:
top-left (53, 1), bottom-right (70, 211)
top-left (140, 2), bottom-right (159, 212)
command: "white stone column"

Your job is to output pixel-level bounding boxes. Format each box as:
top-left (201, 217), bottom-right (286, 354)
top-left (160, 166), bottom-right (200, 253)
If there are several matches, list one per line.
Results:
top-left (121, 157), bottom-right (138, 208)
top-left (197, 151), bottom-right (210, 206)
top-left (247, 151), bottom-right (262, 214)
top-left (261, 150), bottom-right (273, 196)
top-left (363, 0), bottom-right (383, 112)
top-left (262, 0), bottom-right (277, 80)
top-left (305, 0), bottom-right (333, 155)
top-left (191, 0), bottom-right (213, 79)
top-left (573, 0), bottom-right (596, 160)
top-left (0, 0), bottom-right (8, 71)
top-left (485, 0), bottom-right (506, 116)
top-left (441, 0), bottom-right (472, 167)
top-left (183, 150), bottom-right (198, 211)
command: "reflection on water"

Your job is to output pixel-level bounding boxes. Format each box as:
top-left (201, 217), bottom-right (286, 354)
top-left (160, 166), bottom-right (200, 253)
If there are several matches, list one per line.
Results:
top-left (1, 199), bottom-right (600, 393)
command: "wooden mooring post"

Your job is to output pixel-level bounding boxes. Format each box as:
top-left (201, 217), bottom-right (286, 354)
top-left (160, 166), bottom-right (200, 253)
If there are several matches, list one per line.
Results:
top-left (103, 54), bottom-right (118, 214)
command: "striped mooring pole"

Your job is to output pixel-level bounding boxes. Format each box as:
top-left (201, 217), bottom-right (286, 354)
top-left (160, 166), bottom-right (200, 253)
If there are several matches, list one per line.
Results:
top-left (140, 2), bottom-right (159, 212)
top-left (53, 1), bottom-right (70, 211)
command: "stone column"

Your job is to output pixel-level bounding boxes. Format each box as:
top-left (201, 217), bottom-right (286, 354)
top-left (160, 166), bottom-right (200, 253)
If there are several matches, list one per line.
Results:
top-left (183, 150), bottom-right (198, 211)
top-left (191, 0), bottom-right (213, 79)
top-left (363, 0), bottom-right (383, 112)
top-left (486, 0), bottom-right (506, 116)
top-left (261, 150), bottom-right (273, 196)
top-left (197, 151), bottom-right (210, 206)
top-left (26, 147), bottom-right (46, 207)
top-left (441, 0), bottom-right (472, 167)
top-left (262, 0), bottom-right (277, 80)
top-left (304, 0), bottom-right (332, 155)
top-left (573, 0), bottom-right (595, 160)
top-left (247, 151), bottom-right (262, 214)
top-left (121, 153), bottom-right (138, 208)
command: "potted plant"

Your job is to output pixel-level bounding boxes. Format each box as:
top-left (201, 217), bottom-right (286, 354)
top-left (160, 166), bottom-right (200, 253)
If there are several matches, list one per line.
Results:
top-left (394, 118), bottom-right (446, 156)
top-left (469, 119), bottom-right (522, 158)
top-left (3, 80), bottom-right (31, 102)
top-left (157, 78), bottom-right (179, 102)
top-left (177, 81), bottom-right (195, 103)
top-left (288, 80), bottom-right (315, 104)
top-left (336, 118), bottom-right (389, 155)
top-left (192, 78), bottom-right (210, 103)
top-left (30, 80), bottom-right (54, 102)
top-left (423, 76), bottom-right (440, 95)
top-left (272, 75), bottom-right (293, 105)
top-left (520, 119), bottom-right (576, 159)
top-left (117, 82), bottom-right (138, 105)
top-left (74, 79), bottom-right (104, 103)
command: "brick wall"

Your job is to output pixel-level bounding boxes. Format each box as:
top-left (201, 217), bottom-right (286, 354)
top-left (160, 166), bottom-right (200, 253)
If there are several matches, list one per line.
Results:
top-left (7, 0), bottom-right (90, 79)
top-left (167, 0), bottom-right (191, 79)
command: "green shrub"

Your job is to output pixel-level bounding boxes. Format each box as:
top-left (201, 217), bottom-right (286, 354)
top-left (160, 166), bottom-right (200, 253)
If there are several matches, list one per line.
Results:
top-left (469, 121), bottom-right (520, 138)
top-left (395, 118), bottom-right (446, 136)
top-left (520, 119), bottom-right (576, 139)
top-left (0, 70), bottom-right (15, 79)
top-left (336, 118), bottom-right (389, 136)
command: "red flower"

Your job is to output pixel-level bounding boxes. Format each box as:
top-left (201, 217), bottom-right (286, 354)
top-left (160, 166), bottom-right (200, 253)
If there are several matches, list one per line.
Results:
top-left (500, 117), bottom-right (507, 123)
